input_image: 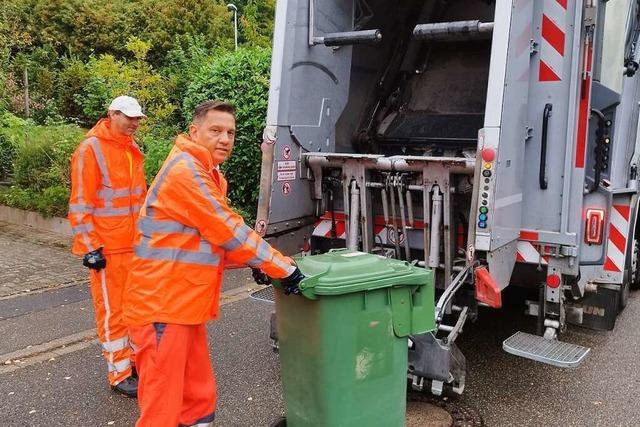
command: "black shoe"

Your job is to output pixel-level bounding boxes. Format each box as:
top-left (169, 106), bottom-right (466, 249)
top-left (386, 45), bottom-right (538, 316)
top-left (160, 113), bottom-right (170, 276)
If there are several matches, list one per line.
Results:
top-left (111, 376), bottom-right (138, 398)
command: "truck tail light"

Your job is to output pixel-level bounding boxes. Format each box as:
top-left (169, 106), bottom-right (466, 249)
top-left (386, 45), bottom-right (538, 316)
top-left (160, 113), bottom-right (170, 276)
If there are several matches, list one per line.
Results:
top-left (585, 208), bottom-right (605, 245)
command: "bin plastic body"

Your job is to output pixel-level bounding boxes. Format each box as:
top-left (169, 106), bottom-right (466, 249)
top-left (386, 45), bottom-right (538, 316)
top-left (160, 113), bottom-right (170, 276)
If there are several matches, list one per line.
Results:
top-left (275, 250), bottom-right (435, 427)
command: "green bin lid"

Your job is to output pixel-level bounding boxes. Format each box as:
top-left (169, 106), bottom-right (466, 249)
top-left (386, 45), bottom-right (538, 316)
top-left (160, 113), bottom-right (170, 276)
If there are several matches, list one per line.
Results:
top-left (290, 249), bottom-right (431, 299)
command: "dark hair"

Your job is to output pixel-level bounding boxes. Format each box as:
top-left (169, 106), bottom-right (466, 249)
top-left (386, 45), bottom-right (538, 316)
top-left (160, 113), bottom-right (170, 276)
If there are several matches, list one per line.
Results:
top-left (192, 100), bottom-right (236, 123)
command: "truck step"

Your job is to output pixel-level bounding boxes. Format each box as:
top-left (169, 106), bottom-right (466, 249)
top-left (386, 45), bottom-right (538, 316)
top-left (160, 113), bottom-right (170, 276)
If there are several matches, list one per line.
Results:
top-left (502, 331), bottom-right (590, 368)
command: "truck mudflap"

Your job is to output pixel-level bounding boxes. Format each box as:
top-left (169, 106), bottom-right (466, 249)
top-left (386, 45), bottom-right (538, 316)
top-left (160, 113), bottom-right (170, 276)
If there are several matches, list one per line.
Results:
top-left (566, 284), bottom-right (619, 331)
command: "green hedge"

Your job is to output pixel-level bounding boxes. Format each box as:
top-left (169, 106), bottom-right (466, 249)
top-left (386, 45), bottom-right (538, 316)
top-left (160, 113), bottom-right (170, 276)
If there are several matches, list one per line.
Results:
top-left (183, 47), bottom-right (271, 223)
top-left (0, 47), bottom-right (272, 221)
top-left (0, 112), bottom-right (83, 217)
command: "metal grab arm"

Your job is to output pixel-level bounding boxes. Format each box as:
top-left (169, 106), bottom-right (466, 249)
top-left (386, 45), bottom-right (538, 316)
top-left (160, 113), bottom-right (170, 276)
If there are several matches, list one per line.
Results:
top-left (435, 265), bottom-right (471, 326)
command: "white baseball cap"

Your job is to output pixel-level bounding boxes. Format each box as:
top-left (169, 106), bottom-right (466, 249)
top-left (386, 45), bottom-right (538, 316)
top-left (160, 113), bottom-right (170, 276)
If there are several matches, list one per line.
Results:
top-left (108, 96), bottom-right (146, 118)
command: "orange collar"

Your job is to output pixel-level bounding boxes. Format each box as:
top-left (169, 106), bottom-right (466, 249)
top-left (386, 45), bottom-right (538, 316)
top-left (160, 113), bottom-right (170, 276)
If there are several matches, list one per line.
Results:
top-left (87, 118), bottom-right (134, 149)
top-left (174, 134), bottom-right (215, 172)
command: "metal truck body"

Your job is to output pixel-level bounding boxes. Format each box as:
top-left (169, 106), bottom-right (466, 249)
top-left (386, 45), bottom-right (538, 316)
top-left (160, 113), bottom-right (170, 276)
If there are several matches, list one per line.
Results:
top-left (257, 0), bottom-right (640, 394)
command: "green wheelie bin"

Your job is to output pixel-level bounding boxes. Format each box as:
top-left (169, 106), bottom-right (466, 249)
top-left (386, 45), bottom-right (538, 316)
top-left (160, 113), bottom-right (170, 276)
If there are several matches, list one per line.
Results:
top-left (273, 249), bottom-right (435, 427)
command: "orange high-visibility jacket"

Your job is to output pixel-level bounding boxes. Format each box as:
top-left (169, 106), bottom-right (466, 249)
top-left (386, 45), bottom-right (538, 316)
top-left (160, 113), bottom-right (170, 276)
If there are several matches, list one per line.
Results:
top-left (68, 119), bottom-right (147, 255)
top-left (124, 135), bottom-right (296, 326)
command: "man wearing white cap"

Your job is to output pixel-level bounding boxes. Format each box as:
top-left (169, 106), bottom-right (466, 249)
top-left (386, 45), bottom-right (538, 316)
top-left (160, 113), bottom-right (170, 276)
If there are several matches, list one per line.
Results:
top-left (68, 96), bottom-right (147, 397)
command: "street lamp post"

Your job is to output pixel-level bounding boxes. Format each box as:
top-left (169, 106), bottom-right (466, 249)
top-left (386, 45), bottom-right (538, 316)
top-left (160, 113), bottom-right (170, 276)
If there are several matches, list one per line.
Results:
top-left (227, 3), bottom-right (238, 51)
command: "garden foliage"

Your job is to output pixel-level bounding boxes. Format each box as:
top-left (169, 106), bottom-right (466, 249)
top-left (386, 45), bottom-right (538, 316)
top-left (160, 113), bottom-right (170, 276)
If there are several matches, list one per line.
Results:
top-left (0, 0), bottom-right (276, 219)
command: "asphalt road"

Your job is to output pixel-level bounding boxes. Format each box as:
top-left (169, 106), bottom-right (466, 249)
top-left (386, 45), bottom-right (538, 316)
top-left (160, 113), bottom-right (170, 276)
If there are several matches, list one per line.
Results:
top-left (1, 269), bottom-right (639, 426)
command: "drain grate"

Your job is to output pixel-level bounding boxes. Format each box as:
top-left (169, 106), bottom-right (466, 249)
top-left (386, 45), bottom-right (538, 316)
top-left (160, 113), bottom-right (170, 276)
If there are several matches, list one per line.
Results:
top-left (407, 392), bottom-right (484, 427)
top-left (250, 285), bottom-right (275, 303)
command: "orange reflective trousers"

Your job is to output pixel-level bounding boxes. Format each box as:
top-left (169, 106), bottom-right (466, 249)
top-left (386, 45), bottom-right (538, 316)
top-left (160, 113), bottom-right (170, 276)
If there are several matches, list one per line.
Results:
top-left (89, 252), bottom-right (135, 385)
top-left (130, 323), bottom-right (216, 427)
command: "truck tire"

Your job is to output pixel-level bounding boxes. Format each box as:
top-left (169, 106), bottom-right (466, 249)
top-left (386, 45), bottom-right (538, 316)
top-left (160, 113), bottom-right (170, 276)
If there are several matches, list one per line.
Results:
top-left (619, 238), bottom-right (636, 312)
top-left (619, 280), bottom-right (630, 312)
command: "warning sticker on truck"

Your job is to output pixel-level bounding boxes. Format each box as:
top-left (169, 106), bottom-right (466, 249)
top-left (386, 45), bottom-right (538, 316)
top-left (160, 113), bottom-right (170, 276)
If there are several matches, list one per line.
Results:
top-left (277, 170), bottom-right (296, 181)
top-left (277, 161), bottom-right (296, 171)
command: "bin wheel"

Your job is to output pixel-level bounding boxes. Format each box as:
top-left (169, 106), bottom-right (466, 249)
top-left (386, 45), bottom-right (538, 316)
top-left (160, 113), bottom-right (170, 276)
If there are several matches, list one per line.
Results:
top-left (269, 416), bottom-right (286, 427)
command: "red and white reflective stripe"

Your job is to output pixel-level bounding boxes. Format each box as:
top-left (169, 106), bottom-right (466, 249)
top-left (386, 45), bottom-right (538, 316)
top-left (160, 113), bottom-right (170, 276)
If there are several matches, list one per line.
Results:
top-left (516, 241), bottom-right (549, 265)
top-left (604, 204), bottom-right (630, 273)
top-left (312, 219), bottom-right (346, 239)
top-left (539, 0), bottom-right (567, 81)
top-left (312, 213), bottom-right (425, 243)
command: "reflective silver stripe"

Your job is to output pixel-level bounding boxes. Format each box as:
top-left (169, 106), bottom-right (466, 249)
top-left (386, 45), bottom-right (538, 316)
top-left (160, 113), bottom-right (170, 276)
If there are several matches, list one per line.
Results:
top-left (138, 217), bottom-right (199, 235)
top-left (220, 223), bottom-right (252, 252)
top-left (145, 153), bottom-right (188, 207)
top-left (72, 223), bottom-right (94, 235)
top-left (183, 155), bottom-right (284, 270)
top-left (273, 257), bottom-right (297, 275)
top-left (247, 240), bottom-right (293, 274)
top-left (69, 203), bottom-right (94, 214)
top-left (73, 142), bottom-right (96, 253)
top-left (199, 240), bottom-right (212, 252)
top-left (85, 137), bottom-right (141, 214)
top-left (135, 243), bottom-right (220, 266)
top-left (107, 358), bottom-right (131, 373)
top-left (93, 206), bottom-right (139, 217)
top-left (87, 137), bottom-right (112, 188)
top-left (135, 153), bottom-right (221, 266)
top-left (189, 423), bottom-right (214, 427)
top-left (246, 240), bottom-right (270, 267)
top-left (74, 140), bottom-right (91, 207)
top-left (102, 336), bottom-right (129, 353)
top-left (184, 157), bottom-right (231, 222)
top-left (97, 186), bottom-right (144, 199)
top-left (257, 240), bottom-right (272, 260)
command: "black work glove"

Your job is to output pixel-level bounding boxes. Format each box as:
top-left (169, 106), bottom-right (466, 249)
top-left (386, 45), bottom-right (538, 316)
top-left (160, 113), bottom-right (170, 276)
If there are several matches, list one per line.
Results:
top-left (251, 268), bottom-right (271, 285)
top-left (281, 267), bottom-right (305, 295)
top-left (83, 248), bottom-right (106, 271)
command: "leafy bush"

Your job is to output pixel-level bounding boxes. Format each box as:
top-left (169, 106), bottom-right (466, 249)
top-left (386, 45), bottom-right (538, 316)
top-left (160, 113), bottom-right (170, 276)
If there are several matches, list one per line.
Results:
top-left (78, 39), bottom-right (176, 137)
top-left (0, 116), bottom-right (17, 180)
top-left (36, 185), bottom-right (71, 217)
top-left (11, 121), bottom-right (83, 191)
top-left (0, 135), bottom-right (15, 181)
top-left (0, 112), bottom-right (26, 180)
top-left (0, 112), bottom-right (84, 216)
top-left (57, 57), bottom-right (91, 123)
top-left (183, 47), bottom-right (271, 224)
top-left (141, 133), bottom-right (174, 183)
top-left (0, 186), bottom-right (38, 212)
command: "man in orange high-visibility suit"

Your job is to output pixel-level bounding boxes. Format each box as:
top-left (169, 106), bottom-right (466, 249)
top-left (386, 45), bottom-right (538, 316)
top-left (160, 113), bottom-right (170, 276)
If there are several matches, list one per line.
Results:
top-left (124, 100), bottom-right (305, 427)
top-left (68, 96), bottom-right (147, 397)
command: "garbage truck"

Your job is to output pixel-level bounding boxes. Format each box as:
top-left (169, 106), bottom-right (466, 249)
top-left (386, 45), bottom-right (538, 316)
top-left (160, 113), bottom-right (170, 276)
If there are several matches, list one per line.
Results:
top-left (254, 0), bottom-right (640, 395)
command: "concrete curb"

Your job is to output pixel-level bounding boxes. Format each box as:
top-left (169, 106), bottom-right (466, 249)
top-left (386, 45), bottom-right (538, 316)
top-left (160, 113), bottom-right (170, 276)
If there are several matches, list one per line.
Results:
top-left (0, 205), bottom-right (71, 236)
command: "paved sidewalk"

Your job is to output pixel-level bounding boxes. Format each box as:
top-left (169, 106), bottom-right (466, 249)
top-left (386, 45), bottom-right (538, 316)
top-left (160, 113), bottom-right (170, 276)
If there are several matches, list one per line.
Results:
top-left (2, 220), bottom-right (640, 426)
top-left (0, 222), bottom-right (85, 299)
